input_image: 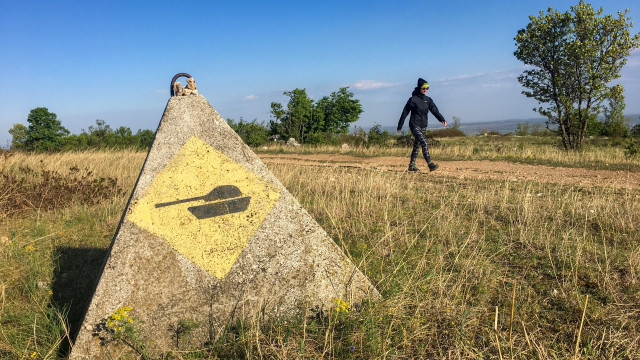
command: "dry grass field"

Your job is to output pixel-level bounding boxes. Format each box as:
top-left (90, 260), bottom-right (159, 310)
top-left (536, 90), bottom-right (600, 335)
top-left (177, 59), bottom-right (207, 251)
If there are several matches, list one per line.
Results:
top-left (1, 141), bottom-right (639, 359)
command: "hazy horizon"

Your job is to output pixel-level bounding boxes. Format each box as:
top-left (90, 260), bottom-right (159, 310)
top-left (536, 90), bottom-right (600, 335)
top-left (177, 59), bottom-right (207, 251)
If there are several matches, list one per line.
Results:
top-left (2, 0), bottom-right (639, 147)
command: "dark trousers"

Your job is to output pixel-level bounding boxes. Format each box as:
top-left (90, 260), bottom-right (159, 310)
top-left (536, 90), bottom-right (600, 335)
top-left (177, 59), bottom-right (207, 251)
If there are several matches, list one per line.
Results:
top-left (409, 126), bottom-right (431, 164)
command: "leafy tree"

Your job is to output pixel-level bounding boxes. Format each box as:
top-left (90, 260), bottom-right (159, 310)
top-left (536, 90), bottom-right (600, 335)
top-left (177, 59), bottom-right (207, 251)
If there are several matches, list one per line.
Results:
top-left (270, 88), bottom-right (314, 143)
top-left (135, 129), bottom-right (155, 149)
top-left (227, 118), bottom-right (269, 146)
top-left (601, 84), bottom-right (629, 138)
top-left (8, 123), bottom-right (28, 150)
top-left (451, 116), bottom-right (461, 130)
top-left (78, 119), bottom-right (116, 148)
top-left (586, 116), bottom-right (605, 137)
top-left (88, 119), bottom-right (113, 138)
top-left (531, 123), bottom-right (552, 136)
top-left (60, 134), bottom-right (89, 151)
top-left (269, 87), bottom-right (363, 144)
top-left (630, 122), bottom-right (640, 138)
top-left (367, 124), bottom-right (390, 147)
top-left (515, 122), bottom-right (530, 136)
top-left (315, 87), bottom-right (363, 134)
top-left (269, 102), bottom-right (286, 136)
top-left (111, 126), bottom-right (133, 148)
top-left (514, 1), bottom-right (639, 149)
top-left (24, 107), bottom-right (70, 152)
top-left (311, 96), bottom-right (330, 134)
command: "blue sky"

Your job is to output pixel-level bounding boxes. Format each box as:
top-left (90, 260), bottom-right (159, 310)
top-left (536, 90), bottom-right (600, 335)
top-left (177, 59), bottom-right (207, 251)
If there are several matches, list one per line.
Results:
top-left (1, 0), bottom-right (639, 148)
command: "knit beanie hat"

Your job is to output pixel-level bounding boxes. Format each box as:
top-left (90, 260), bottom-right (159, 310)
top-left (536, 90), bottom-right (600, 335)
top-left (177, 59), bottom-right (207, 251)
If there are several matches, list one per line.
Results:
top-left (417, 78), bottom-right (428, 88)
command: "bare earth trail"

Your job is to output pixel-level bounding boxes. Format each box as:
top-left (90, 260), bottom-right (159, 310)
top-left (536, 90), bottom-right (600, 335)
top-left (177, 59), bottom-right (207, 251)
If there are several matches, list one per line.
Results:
top-left (258, 153), bottom-right (640, 189)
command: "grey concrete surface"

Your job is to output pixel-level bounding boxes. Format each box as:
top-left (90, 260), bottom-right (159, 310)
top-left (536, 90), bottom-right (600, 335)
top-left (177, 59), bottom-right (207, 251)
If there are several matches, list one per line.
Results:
top-left (70, 95), bottom-right (379, 358)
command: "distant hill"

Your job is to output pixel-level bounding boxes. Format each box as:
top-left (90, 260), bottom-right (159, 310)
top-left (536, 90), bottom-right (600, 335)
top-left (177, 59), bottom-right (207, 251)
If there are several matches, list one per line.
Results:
top-left (457, 118), bottom-right (548, 135)
top-left (373, 114), bottom-right (640, 135)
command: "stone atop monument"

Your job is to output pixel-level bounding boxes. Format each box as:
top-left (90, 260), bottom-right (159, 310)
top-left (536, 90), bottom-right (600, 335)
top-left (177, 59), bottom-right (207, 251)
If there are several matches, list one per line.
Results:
top-left (70, 93), bottom-right (379, 358)
top-left (172, 76), bottom-right (198, 96)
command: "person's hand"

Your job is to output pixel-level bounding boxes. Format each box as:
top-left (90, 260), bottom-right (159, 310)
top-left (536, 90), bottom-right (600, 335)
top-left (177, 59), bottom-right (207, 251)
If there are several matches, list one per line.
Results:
top-left (443, 121), bottom-right (448, 127)
top-left (397, 129), bottom-right (402, 133)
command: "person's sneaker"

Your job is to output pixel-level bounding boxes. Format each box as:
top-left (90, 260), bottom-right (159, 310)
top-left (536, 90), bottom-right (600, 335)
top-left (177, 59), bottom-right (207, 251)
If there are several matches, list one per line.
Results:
top-left (428, 162), bottom-right (439, 172)
top-left (408, 164), bottom-right (420, 172)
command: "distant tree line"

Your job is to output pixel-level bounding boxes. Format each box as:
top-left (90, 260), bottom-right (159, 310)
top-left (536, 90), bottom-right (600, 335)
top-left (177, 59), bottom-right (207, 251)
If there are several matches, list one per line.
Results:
top-left (227, 86), bottom-right (368, 146)
top-left (515, 115), bottom-right (639, 139)
top-left (8, 107), bottom-right (154, 152)
top-left (227, 118), bottom-right (398, 148)
top-left (268, 87), bottom-right (363, 144)
top-left (9, 102), bottom-right (638, 153)
top-left (227, 115), bottom-right (469, 149)
top-left (228, 87), bottom-right (471, 148)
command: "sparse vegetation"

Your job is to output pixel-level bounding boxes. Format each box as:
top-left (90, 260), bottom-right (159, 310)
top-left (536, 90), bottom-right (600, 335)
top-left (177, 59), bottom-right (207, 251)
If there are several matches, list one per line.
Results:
top-left (1, 142), bottom-right (639, 358)
top-left (255, 135), bottom-right (640, 172)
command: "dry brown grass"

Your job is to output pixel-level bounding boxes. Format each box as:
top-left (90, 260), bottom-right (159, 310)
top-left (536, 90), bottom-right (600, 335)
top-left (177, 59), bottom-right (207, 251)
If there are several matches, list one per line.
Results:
top-left (1, 148), bottom-right (639, 359)
top-left (267, 163), bottom-right (640, 358)
top-left (1, 150), bottom-right (146, 190)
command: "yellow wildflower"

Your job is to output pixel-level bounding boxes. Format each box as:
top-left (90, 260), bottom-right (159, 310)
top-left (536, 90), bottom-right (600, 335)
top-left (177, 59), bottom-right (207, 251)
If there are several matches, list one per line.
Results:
top-left (30, 352), bottom-right (37, 358)
top-left (333, 298), bottom-right (351, 313)
top-left (106, 306), bottom-right (133, 332)
top-left (25, 245), bottom-right (35, 252)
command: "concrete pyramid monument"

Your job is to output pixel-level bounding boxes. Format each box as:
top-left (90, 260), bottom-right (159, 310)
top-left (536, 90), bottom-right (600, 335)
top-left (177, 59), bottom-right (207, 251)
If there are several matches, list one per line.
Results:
top-left (71, 77), bottom-right (379, 358)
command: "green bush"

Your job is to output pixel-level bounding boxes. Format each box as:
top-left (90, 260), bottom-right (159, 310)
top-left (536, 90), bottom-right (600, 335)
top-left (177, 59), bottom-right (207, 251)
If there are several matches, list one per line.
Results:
top-left (395, 133), bottom-right (414, 147)
top-left (515, 122), bottom-right (530, 136)
top-left (429, 128), bottom-right (466, 138)
top-left (367, 125), bottom-right (390, 147)
top-left (625, 140), bottom-right (640, 158)
top-left (305, 132), bottom-right (339, 145)
top-left (336, 133), bottom-right (367, 147)
top-left (227, 118), bottom-right (269, 147)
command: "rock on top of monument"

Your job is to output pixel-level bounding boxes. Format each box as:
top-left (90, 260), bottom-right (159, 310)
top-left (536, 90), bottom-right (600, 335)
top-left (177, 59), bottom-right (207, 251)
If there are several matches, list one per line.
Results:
top-left (70, 81), bottom-right (379, 358)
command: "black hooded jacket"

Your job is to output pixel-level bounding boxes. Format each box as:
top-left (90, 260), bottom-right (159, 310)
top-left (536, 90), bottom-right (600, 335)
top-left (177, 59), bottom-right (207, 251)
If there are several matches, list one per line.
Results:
top-left (397, 80), bottom-right (446, 131)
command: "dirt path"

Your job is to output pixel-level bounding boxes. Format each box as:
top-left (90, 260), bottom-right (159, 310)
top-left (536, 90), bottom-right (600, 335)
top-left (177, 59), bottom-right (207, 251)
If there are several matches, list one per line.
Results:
top-left (258, 153), bottom-right (640, 189)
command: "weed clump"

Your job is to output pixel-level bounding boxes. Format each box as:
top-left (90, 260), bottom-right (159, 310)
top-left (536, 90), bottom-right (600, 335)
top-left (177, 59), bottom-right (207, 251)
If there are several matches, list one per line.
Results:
top-left (0, 161), bottom-right (123, 215)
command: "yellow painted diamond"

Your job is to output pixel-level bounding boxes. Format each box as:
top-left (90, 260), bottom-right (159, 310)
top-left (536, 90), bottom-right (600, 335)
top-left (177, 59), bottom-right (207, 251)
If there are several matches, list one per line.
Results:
top-left (127, 136), bottom-right (281, 278)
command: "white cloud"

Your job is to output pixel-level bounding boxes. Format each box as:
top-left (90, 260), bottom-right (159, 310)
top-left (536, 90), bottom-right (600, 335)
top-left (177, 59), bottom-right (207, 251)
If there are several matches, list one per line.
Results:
top-left (351, 80), bottom-right (398, 90)
top-left (436, 68), bottom-right (525, 88)
top-left (625, 48), bottom-right (640, 67)
top-left (481, 83), bottom-right (507, 88)
top-left (244, 94), bottom-right (257, 100)
top-left (438, 72), bottom-right (486, 82)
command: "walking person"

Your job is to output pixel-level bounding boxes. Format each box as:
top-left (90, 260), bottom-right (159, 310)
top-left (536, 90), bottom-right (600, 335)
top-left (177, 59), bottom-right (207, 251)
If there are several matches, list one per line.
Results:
top-left (397, 78), bottom-right (448, 172)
